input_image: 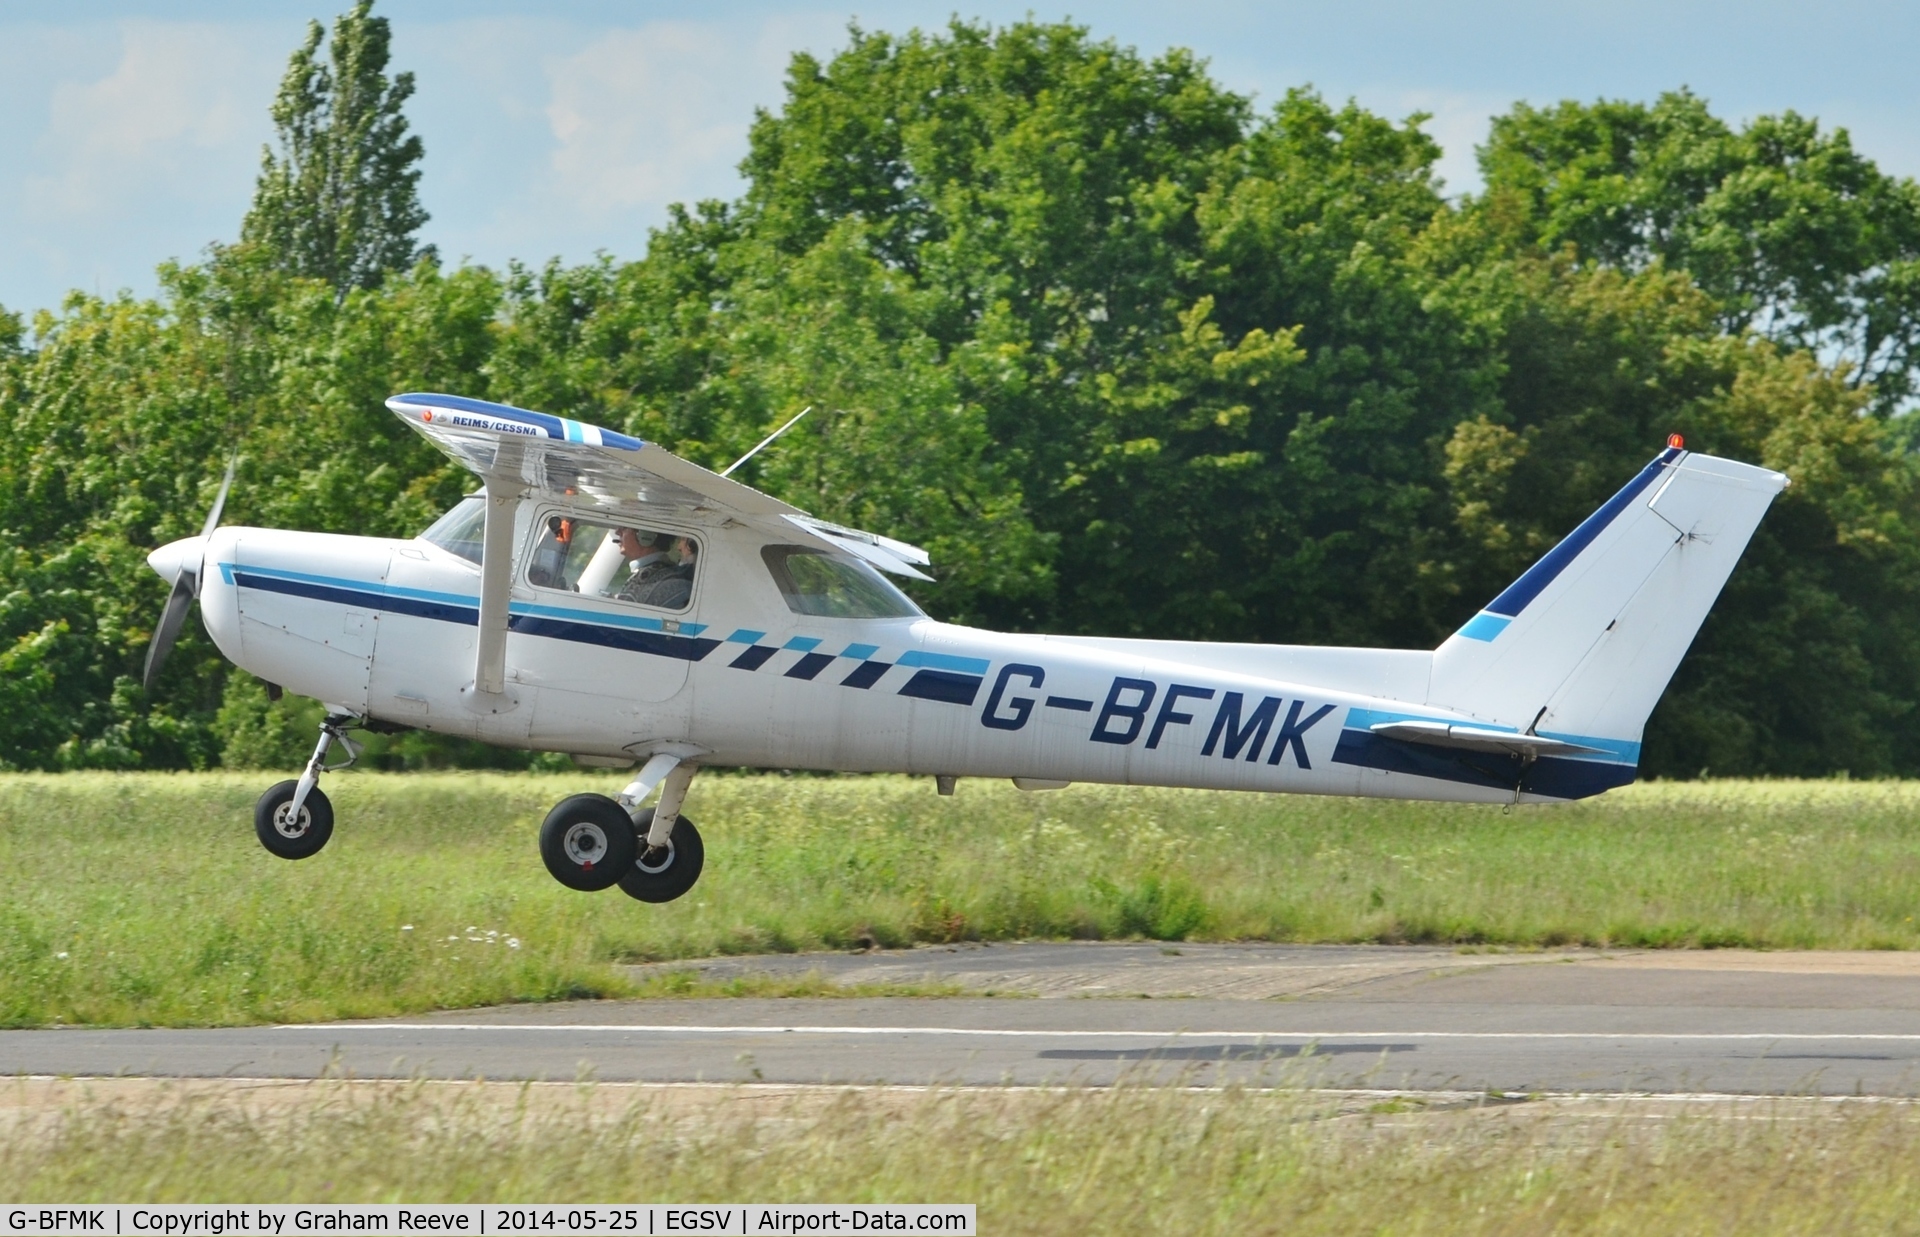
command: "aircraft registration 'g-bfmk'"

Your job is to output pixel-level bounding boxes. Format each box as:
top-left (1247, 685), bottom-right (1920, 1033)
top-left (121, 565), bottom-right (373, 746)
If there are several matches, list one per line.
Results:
top-left (143, 394), bottom-right (1787, 903)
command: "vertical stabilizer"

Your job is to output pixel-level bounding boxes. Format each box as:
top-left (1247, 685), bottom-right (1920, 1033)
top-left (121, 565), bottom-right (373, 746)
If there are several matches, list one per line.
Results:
top-left (1427, 446), bottom-right (1787, 752)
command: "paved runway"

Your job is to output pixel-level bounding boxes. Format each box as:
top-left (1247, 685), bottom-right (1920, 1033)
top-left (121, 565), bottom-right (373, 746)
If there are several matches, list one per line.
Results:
top-left (8, 945), bottom-right (1920, 1094)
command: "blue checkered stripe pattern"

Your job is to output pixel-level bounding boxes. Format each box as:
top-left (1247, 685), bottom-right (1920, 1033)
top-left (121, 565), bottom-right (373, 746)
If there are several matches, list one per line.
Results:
top-left (716, 630), bottom-right (989, 706)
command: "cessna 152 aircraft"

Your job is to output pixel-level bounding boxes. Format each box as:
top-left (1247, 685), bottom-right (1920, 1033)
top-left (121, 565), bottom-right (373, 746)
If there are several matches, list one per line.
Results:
top-left (142, 393), bottom-right (1787, 904)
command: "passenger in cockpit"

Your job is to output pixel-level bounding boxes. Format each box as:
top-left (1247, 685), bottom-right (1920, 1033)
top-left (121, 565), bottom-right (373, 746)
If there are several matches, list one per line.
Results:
top-left (636, 535), bottom-right (698, 610)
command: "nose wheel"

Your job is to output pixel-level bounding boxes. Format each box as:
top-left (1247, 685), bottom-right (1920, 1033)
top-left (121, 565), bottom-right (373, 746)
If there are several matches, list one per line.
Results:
top-left (251, 713), bottom-right (359, 860)
top-left (254, 780), bottom-right (335, 859)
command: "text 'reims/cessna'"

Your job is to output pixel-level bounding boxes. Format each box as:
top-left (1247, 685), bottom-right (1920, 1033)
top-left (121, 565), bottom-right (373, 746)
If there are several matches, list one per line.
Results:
top-left (142, 394), bottom-right (1788, 903)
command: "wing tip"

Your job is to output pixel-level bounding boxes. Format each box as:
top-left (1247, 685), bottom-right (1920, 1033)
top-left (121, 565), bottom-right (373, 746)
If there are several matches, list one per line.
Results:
top-left (388, 392), bottom-right (646, 452)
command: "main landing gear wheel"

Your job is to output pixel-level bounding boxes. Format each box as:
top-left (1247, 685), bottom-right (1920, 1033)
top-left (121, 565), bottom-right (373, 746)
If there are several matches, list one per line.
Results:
top-left (618, 808), bottom-right (705, 904)
top-left (254, 780), bottom-right (335, 860)
top-left (540, 794), bottom-right (638, 892)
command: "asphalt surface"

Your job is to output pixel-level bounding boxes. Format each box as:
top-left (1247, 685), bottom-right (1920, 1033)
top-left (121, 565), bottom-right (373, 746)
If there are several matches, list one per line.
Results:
top-left (9, 944), bottom-right (1920, 1094)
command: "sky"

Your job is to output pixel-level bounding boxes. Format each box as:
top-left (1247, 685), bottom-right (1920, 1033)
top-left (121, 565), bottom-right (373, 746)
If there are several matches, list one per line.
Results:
top-left (5, 0), bottom-right (1919, 317)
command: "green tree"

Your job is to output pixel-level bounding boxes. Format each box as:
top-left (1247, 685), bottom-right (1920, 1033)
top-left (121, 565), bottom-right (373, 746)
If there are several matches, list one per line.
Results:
top-left (1479, 90), bottom-right (1920, 414)
top-left (241, 0), bottom-right (429, 296)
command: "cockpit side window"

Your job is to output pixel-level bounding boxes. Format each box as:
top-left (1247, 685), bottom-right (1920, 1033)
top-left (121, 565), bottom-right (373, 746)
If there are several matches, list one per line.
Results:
top-left (419, 495), bottom-right (487, 565)
top-left (526, 515), bottom-right (699, 612)
top-left (761, 545), bottom-right (923, 619)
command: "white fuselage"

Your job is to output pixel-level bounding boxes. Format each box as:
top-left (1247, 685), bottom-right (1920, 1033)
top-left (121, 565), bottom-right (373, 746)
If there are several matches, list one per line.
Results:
top-left (193, 508), bottom-right (1637, 805)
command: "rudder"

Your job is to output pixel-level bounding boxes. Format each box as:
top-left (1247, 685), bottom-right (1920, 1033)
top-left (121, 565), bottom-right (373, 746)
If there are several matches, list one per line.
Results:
top-left (1427, 445), bottom-right (1788, 752)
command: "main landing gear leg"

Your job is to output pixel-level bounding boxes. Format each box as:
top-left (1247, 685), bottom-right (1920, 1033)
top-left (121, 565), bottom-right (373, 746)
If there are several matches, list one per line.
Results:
top-left (538, 754), bottom-right (705, 902)
top-left (621, 762), bottom-right (704, 904)
top-left (253, 714), bottom-right (360, 860)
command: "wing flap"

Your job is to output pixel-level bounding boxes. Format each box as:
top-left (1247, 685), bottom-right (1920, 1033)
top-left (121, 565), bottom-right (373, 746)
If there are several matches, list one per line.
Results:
top-left (782, 514), bottom-right (934, 580)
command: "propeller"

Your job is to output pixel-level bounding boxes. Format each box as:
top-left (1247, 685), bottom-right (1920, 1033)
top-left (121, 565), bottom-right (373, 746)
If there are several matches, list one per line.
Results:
top-left (142, 457), bottom-right (235, 691)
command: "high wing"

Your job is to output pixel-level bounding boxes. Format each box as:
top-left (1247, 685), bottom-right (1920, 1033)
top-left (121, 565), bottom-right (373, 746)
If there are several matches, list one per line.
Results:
top-left (387, 393), bottom-right (932, 579)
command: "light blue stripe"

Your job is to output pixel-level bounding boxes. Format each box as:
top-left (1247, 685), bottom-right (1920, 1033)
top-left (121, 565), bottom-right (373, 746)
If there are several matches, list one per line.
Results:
top-left (1457, 612), bottom-right (1511, 642)
top-left (840, 643), bottom-right (880, 660)
top-left (725, 628), bottom-right (766, 644)
top-left (562, 418), bottom-right (584, 444)
top-left (898, 650), bottom-right (991, 674)
top-left (510, 600), bottom-right (707, 636)
top-left (784, 636), bottom-right (822, 652)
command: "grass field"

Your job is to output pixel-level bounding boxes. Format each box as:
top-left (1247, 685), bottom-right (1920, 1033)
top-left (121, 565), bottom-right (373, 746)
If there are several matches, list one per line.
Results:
top-left (3, 773), bottom-right (1920, 1026)
top-left (7, 1077), bottom-right (1920, 1232)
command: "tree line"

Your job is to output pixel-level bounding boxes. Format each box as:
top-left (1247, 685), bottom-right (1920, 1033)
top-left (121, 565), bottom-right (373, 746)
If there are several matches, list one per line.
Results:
top-left (3, 5), bottom-right (1918, 776)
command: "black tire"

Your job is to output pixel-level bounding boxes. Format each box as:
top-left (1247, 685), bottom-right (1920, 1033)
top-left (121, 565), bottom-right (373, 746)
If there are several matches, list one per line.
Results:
top-left (254, 780), bottom-right (335, 860)
top-left (617, 810), bottom-right (705, 904)
top-left (540, 794), bottom-right (637, 892)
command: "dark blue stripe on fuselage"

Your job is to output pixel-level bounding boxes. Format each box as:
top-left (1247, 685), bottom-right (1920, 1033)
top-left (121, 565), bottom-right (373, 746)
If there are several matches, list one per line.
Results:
top-left (236, 570), bottom-right (476, 621)
top-left (898, 669), bottom-right (983, 706)
top-left (234, 569), bottom-right (981, 703)
top-left (786, 652), bottom-right (836, 680)
top-left (235, 570), bottom-right (716, 660)
top-left (731, 645), bottom-right (778, 671)
top-left (1330, 728), bottom-right (1635, 800)
top-left (507, 614), bottom-right (719, 662)
top-left (841, 660), bottom-right (891, 689)
top-left (1483, 448), bottom-right (1681, 619)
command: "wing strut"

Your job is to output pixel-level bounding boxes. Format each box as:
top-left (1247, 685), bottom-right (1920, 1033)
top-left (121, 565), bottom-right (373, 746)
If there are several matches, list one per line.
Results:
top-left (474, 445), bottom-right (528, 699)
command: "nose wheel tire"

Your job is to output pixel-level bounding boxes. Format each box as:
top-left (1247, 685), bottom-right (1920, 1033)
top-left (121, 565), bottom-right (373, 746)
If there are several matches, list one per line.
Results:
top-left (617, 809), bottom-right (705, 904)
top-left (540, 794), bottom-right (638, 891)
top-left (253, 780), bottom-right (335, 860)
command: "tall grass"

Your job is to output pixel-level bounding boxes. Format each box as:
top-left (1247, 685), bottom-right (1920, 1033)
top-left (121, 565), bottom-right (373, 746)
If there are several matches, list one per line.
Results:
top-left (8, 1077), bottom-right (1920, 1233)
top-left (3, 773), bottom-right (1919, 1026)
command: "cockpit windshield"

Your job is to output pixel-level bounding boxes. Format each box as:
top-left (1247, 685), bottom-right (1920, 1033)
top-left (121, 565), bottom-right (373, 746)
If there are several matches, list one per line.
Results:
top-left (762, 545), bottom-right (924, 619)
top-left (419, 495), bottom-right (486, 564)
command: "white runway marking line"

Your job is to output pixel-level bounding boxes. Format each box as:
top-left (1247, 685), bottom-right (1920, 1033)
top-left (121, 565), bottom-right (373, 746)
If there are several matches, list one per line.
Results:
top-left (277, 1024), bottom-right (1920, 1041)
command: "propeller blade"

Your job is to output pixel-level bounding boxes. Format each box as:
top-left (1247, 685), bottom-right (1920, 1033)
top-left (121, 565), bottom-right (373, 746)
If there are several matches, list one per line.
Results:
top-left (142, 570), bottom-right (197, 691)
top-left (198, 456), bottom-right (236, 546)
top-left (146, 456), bottom-right (235, 690)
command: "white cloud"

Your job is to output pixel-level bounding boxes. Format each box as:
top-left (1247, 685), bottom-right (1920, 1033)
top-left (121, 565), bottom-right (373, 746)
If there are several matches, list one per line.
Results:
top-left (25, 20), bottom-right (279, 222)
top-left (536, 14), bottom-right (842, 226)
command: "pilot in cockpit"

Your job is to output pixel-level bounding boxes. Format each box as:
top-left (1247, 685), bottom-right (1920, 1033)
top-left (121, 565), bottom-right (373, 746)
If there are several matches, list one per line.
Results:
top-left (615, 528), bottom-right (677, 601)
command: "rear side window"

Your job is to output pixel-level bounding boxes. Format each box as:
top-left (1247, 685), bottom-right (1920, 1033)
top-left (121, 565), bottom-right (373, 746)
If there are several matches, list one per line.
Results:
top-left (761, 545), bottom-right (923, 619)
top-left (419, 496), bottom-right (486, 564)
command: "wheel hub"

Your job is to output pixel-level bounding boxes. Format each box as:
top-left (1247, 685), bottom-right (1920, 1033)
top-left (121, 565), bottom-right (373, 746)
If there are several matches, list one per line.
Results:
top-left (637, 839), bottom-right (675, 874)
top-left (563, 821), bottom-right (610, 867)
top-left (273, 802), bottom-right (311, 838)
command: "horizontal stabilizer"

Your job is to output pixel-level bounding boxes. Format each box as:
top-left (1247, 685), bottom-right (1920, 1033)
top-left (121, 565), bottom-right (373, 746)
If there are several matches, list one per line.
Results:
top-left (1369, 721), bottom-right (1601, 758)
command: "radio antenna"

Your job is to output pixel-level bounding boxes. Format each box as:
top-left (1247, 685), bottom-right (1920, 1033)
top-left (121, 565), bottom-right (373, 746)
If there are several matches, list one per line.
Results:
top-left (721, 406), bottom-right (813, 478)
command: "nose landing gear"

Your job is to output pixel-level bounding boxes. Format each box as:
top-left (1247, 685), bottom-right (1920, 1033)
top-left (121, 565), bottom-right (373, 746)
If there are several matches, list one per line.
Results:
top-left (252, 714), bottom-right (360, 860)
top-left (539, 755), bottom-right (706, 903)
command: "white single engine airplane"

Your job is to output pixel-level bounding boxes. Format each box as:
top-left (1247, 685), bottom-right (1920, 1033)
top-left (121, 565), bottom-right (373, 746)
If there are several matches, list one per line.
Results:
top-left (142, 393), bottom-right (1787, 903)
